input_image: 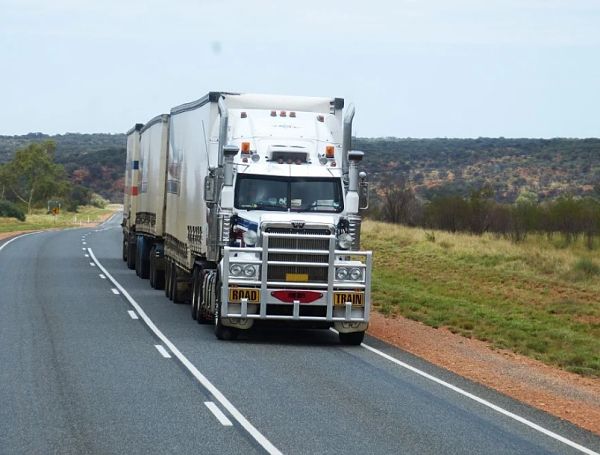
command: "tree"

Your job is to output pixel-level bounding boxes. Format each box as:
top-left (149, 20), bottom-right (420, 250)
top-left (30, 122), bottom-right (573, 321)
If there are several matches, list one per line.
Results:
top-left (0, 141), bottom-right (70, 214)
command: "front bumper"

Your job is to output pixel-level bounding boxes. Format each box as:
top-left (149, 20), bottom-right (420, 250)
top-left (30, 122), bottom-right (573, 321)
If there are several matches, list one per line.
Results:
top-left (220, 230), bottom-right (372, 327)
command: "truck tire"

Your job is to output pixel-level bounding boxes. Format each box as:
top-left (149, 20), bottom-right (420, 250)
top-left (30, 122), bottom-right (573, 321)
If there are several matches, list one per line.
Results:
top-left (149, 245), bottom-right (156, 288)
top-left (122, 237), bottom-right (127, 262)
top-left (137, 236), bottom-right (150, 279)
top-left (339, 331), bottom-right (365, 346)
top-left (191, 267), bottom-right (200, 320)
top-left (193, 269), bottom-right (211, 324)
top-left (126, 236), bottom-right (136, 270)
top-left (165, 260), bottom-right (173, 299)
top-left (214, 300), bottom-right (238, 341)
top-left (171, 263), bottom-right (185, 304)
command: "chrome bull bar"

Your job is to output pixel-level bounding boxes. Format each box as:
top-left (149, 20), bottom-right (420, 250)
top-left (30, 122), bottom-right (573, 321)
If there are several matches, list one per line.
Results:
top-left (221, 230), bottom-right (372, 322)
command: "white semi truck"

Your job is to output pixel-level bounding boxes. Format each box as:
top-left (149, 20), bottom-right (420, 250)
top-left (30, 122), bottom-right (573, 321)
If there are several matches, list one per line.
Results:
top-left (123, 92), bottom-right (372, 344)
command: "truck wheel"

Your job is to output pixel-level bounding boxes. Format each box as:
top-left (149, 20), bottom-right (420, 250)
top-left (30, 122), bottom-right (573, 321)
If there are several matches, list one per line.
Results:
top-left (126, 237), bottom-right (136, 270)
top-left (165, 260), bottom-right (172, 299)
top-left (122, 237), bottom-right (127, 262)
top-left (214, 300), bottom-right (238, 341)
top-left (154, 266), bottom-right (165, 290)
top-left (191, 267), bottom-right (200, 320)
top-left (196, 270), bottom-right (212, 324)
top-left (138, 237), bottom-right (150, 279)
top-left (135, 237), bottom-right (142, 277)
top-left (339, 331), bottom-right (365, 346)
top-left (149, 245), bottom-right (156, 288)
top-left (171, 263), bottom-right (185, 304)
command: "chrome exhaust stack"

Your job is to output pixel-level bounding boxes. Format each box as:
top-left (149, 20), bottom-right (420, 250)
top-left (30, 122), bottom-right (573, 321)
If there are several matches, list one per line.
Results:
top-left (342, 104), bottom-right (356, 183)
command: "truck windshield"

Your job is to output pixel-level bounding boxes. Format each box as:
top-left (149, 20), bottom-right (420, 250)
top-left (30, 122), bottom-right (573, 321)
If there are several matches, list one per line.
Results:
top-left (235, 175), bottom-right (343, 212)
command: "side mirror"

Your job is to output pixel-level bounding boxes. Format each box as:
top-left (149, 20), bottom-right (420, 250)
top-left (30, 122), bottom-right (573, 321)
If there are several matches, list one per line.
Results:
top-left (204, 171), bottom-right (217, 203)
top-left (359, 171), bottom-right (369, 210)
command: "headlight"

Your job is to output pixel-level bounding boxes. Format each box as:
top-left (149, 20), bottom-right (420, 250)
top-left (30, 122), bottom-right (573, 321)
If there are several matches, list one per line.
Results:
top-left (243, 230), bottom-right (258, 246)
top-left (337, 233), bottom-right (353, 250)
top-left (335, 267), bottom-right (348, 280)
top-left (230, 264), bottom-right (243, 276)
top-left (349, 267), bottom-right (362, 281)
top-left (243, 264), bottom-right (256, 277)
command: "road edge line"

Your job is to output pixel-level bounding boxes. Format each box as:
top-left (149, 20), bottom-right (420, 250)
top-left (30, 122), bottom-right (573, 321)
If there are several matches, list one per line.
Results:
top-left (0, 232), bottom-right (40, 253)
top-left (88, 248), bottom-right (282, 455)
top-left (359, 339), bottom-right (598, 455)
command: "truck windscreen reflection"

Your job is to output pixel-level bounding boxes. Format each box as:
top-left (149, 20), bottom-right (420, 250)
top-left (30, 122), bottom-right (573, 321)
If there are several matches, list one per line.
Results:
top-left (234, 175), bottom-right (343, 212)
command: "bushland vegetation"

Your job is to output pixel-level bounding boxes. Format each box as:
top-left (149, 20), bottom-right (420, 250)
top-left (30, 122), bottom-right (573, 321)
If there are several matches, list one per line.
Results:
top-left (369, 181), bottom-right (600, 249)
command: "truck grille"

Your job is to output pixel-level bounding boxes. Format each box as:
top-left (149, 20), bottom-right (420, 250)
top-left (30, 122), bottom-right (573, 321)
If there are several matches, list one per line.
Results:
top-left (265, 227), bottom-right (332, 283)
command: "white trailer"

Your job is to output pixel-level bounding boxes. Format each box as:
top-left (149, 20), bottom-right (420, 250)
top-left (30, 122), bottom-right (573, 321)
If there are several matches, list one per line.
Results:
top-left (125, 92), bottom-right (372, 344)
top-left (133, 114), bottom-right (169, 287)
top-left (122, 123), bottom-right (143, 269)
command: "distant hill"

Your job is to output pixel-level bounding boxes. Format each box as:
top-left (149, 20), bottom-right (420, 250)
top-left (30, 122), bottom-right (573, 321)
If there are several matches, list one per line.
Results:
top-left (1, 134), bottom-right (599, 203)
top-left (0, 133), bottom-right (126, 202)
top-left (355, 137), bottom-right (600, 202)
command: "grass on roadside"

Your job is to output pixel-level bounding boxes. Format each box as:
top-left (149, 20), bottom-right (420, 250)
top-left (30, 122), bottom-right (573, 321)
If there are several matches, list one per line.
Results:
top-left (0, 204), bottom-right (120, 233)
top-left (362, 220), bottom-right (600, 377)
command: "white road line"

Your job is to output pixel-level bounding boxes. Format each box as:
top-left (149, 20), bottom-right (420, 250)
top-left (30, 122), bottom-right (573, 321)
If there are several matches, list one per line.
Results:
top-left (88, 248), bottom-right (282, 455)
top-left (89, 262), bottom-right (96, 267)
top-left (82, 247), bottom-right (87, 250)
top-left (82, 242), bottom-right (87, 245)
top-left (99, 274), bottom-right (106, 279)
top-left (205, 402), bottom-right (233, 426)
top-left (128, 310), bottom-right (139, 320)
top-left (358, 340), bottom-right (599, 455)
top-left (84, 254), bottom-right (89, 258)
top-left (155, 344), bottom-right (171, 358)
top-left (111, 288), bottom-right (120, 295)
top-left (0, 232), bottom-right (40, 253)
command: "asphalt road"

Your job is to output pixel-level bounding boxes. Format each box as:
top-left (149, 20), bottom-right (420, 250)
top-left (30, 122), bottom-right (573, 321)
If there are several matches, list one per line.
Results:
top-left (1, 216), bottom-right (599, 455)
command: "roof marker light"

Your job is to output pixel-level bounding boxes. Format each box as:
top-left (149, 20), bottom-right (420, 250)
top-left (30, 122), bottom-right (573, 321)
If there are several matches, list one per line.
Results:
top-left (280, 111), bottom-right (287, 117)
top-left (270, 111), bottom-right (276, 117)
top-left (290, 112), bottom-right (296, 118)
top-left (241, 112), bottom-right (247, 118)
top-left (241, 142), bottom-right (251, 154)
top-left (325, 145), bottom-right (335, 158)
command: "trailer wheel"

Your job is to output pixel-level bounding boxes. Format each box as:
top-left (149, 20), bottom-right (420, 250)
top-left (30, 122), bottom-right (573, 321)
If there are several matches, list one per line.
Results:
top-left (126, 236), bottom-right (136, 270)
top-left (137, 237), bottom-right (150, 279)
top-left (122, 237), bottom-right (127, 262)
top-left (149, 246), bottom-right (165, 290)
top-left (171, 263), bottom-right (185, 304)
top-left (339, 331), bottom-right (365, 346)
top-left (149, 245), bottom-right (156, 288)
top-left (165, 260), bottom-right (172, 299)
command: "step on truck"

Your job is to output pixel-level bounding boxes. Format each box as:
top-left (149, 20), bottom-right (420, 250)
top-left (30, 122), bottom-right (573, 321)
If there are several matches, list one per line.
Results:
top-left (123, 92), bottom-right (372, 344)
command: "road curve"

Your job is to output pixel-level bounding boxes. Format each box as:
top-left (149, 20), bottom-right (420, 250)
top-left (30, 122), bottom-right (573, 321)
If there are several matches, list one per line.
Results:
top-left (1, 217), bottom-right (599, 455)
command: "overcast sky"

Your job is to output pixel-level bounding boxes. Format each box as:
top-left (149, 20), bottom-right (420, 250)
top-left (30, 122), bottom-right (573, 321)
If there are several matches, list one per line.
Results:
top-left (1, 0), bottom-right (599, 137)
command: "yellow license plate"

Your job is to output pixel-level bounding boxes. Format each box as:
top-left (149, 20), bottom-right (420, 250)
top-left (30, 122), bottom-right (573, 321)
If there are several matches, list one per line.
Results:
top-left (228, 288), bottom-right (260, 303)
top-left (333, 292), bottom-right (365, 306)
top-left (286, 273), bottom-right (309, 282)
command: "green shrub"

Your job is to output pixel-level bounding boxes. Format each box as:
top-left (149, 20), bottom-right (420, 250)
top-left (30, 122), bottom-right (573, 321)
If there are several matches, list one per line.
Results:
top-left (90, 193), bottom-right (108, 209)
top-left (573, 258), bottom-right (600, 278)
top-left (0, 200), bottom-right (26, 221)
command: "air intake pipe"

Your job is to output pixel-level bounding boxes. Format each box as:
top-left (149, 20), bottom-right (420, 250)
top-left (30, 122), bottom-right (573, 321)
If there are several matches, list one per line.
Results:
top-left (346, 150), bottom-right (364, 214)
top-left (342, 104), bottom-right (356, 183)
